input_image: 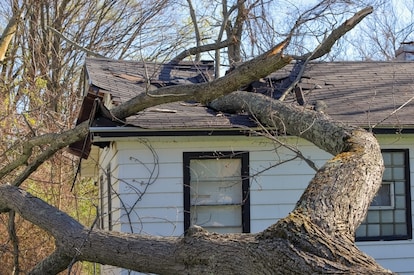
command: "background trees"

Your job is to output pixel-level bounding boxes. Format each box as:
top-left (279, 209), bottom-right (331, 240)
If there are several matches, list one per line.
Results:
top-left (0, 0), bottom-right (412, 273)
top-left (0, 0), bottom-right (168, 272)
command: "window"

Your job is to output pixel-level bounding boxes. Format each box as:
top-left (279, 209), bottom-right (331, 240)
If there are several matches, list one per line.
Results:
top-left (183, 152), bottom-right (250, 233)
top-left (356, 149), bottom-right (412, 241)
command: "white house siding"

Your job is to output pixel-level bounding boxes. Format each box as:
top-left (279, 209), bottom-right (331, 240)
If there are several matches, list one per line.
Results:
top-left (97, 133), bottom-right (414, 274)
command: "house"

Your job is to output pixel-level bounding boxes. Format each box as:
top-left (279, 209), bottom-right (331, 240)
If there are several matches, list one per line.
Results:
top-left (70, 43), bottom-right (414, 274)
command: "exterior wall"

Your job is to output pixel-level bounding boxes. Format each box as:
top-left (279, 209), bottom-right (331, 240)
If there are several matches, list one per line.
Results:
top-left (99, 133), bottom-right (414, 274)
top-left (112, 135), bottom-right (329, 236)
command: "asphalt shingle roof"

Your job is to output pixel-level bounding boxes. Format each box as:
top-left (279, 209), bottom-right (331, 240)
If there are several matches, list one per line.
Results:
top-left (84, 57), bottom-right (414, 131)
top-left (279, 61), bottom-right (414, 129)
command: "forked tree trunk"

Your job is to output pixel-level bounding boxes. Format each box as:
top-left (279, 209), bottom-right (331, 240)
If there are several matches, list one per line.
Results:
top-left (0, 91), bottom-right (390, 274)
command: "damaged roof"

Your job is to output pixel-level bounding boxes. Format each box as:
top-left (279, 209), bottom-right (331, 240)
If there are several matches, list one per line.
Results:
top-left (83, 57), bottom-right (255, 130)
top-left (84, 57), bottom-right (414, 131)
top-left (69, 57), bottom-right (414, 158)
top-left (84, 57), bottom-right (214, 105)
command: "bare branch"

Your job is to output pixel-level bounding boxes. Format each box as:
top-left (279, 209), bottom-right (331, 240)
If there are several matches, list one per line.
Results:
top-left (8, 210), bottom-right (20, 275)
top-left (46, 26), bottom-right (105, 58)
top-left (171, 39), bottom-right (232, 63)
top-left (186, 0), bottom-right (201, 61)
top-left (296, 6), bottom-right (374, 60)
top-left (372, 95), bottom-right (414, 129)
top-left (0, 121), bottom-right (89, 185)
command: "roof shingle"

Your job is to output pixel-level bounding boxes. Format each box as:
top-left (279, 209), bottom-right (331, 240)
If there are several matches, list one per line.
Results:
top-left (277, 61), bottom-right (414, 128)
top-left (84, 58), bottom-right (414, 131)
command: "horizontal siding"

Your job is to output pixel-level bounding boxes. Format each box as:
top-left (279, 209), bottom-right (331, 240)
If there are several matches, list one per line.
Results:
top-left (120, 221), bottom-right (183, 236)
top-left (118, 192), bottom-right (183, 208)
top-left (105, 134), bottom-right (414, 274)
top-left (250, 174), bottom-right (312, 191)
top-left (118, 178), bottom-right (183, 194)
top-left (357, 240), bottom-right (414, 273)
top-left (117, 162), bottom-right (181, 179)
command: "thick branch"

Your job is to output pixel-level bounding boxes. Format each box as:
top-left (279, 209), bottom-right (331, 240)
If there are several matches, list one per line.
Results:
top-left (0, 13), bottom-right (20, 62)
top-left (112, 39), bottom-right (291, 119)
top-left (210, 91), bottom-right (384, 238)
top-left (29, 248), bottom-right (71, 275)
top-left (171, 39), bottom-right (232, 63)
top-left (186, 0), bottom-right (201, 61)
top-left (211, 91), bottom-right (352, 155)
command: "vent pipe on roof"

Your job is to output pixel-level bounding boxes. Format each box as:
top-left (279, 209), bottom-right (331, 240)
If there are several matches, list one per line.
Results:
top-left (395, 42), bottom-right (414, 61)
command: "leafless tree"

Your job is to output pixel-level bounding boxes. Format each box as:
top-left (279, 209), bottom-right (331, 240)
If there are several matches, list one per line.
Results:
top-left (0, 0), bottom-right (168, 272)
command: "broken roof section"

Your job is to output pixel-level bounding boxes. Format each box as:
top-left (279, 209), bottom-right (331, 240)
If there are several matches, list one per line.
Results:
top-left (70, 57), bottom-right (414, 158)
top-left (69, 58), bottom-right (255, 158)
top-left (82, 57), bottom-right (255, 130)
top-left (83, 57), bottom-right (414, 131)
top-left (84, 57), bottom-right (214, 106)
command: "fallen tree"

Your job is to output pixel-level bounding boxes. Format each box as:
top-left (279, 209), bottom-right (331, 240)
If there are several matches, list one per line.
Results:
top-left (0, 6), bottom-right (393, 274)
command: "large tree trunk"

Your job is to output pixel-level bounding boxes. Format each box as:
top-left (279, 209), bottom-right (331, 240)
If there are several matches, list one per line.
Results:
top-left (0, 91), bottom-right (389, 274)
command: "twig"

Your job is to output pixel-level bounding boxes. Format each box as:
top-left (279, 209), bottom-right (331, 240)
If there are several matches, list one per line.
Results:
top-left (279, 41), bottom-right (324, 101)
top-left (372, 95), bottom-right (414, 129)
top-left (67, 212), bottom-right (99, 274)
top-left (46, 26), bottom-right (105, 58)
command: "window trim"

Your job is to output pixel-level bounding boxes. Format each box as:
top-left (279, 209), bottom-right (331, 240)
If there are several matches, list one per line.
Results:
top-left (369, 181), bottom-right (395, 210)
top-left (183, 151), bottom-right (250, 233)
top-left (106, 164), bottom-right (112, 231)
top-left (356, 149), bottom-right (412, 242)
top-left (99, 174), bottom-right (104, 229)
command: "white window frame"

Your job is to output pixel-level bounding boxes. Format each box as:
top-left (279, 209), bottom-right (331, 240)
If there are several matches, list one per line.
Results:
top-left (369, 181), bottom-right (395, 210)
